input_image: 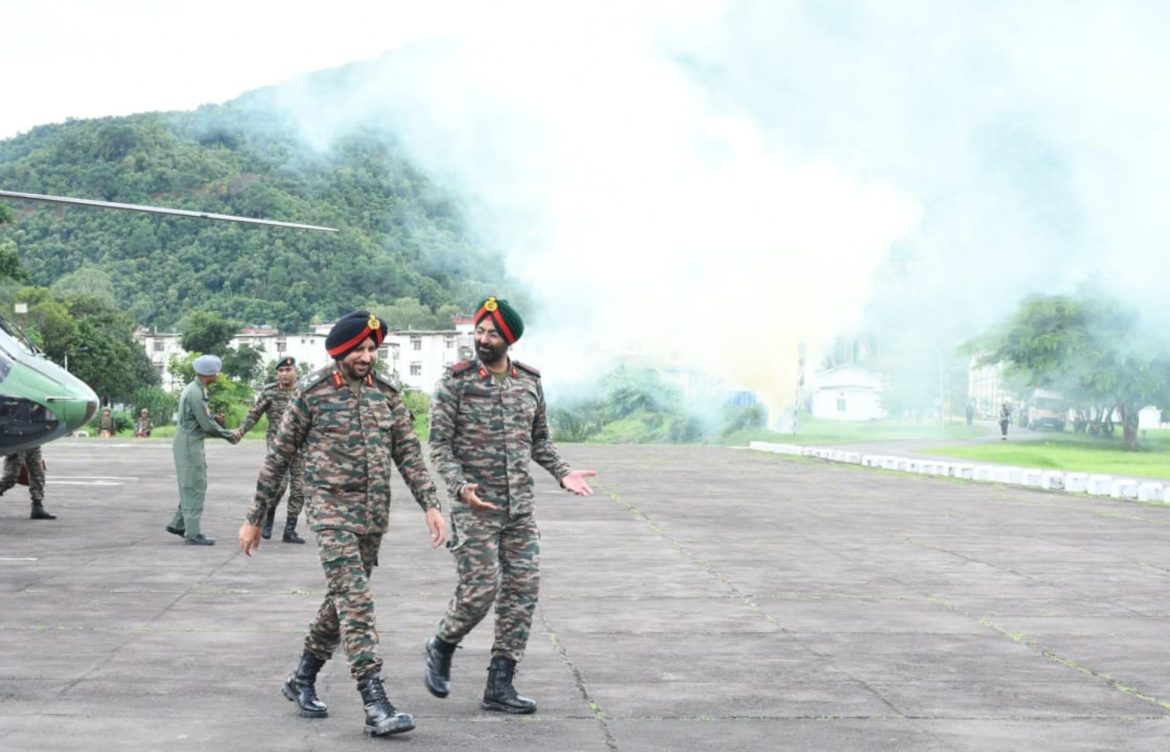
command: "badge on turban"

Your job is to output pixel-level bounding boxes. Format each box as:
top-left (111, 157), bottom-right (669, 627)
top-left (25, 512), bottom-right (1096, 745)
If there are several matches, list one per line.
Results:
top-left (326, 310), bottom-right (387, 358)
top-left (474, 296), bottom-right (524, 344)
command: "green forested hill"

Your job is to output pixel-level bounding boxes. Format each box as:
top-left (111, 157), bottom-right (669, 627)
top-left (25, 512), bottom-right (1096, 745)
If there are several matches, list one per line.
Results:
top-left (0, 99), bottom-right (506, 330)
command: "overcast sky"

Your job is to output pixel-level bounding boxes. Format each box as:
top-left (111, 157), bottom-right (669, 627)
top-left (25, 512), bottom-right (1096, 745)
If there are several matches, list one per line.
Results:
top-left (5, 1), bottom-right (1170, 412)
top-left (0, 0), bottom-right (527, 140)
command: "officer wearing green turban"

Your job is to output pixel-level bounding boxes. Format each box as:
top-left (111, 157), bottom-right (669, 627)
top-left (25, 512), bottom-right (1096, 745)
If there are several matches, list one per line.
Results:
top-left (424, 295), bottom-right (597, 714)
top-left (167, 354), bottom-right (238, 545)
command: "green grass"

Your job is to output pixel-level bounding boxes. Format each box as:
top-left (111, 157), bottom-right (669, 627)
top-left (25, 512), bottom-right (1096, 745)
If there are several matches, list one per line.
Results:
top-left (928, 432), bottom-right (1170, 479)
top-left (719, 417), bottom-right (987, 446)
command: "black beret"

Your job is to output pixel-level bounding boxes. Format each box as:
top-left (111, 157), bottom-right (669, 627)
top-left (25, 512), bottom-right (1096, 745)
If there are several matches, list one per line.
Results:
top-left (474, 296), bottom-right (524, 344)
top-left (275, 354), bottom-right (296, 369)
top-left (326, 311), bottom-right (387, 359)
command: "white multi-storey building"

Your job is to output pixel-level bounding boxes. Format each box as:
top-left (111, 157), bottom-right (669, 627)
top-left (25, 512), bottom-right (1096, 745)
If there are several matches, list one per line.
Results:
top-left (134, 318), bottom-right (475, 393)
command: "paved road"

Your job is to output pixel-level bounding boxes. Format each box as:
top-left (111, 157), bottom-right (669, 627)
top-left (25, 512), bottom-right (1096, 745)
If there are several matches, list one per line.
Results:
top-left (2, 439), bottom-right (1169, 750)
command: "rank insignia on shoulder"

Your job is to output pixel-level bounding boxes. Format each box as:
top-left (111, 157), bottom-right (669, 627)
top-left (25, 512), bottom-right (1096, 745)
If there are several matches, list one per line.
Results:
top-left (449, 360), bottom-right (475, 374)
top-left (513, 360), bottom-right (541, 377)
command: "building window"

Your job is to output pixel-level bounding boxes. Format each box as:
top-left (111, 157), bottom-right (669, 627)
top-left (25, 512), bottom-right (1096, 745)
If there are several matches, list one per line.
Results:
top-left (153, 340), bottom-right (164, 352)
top-left (411, 337), bottom-right (422, 351)
top-left (445, 336), bottom-right (456, 349)
top-left (276, 339), bottom-right (287, 352)
top-left (410, 362), bottom-right (422, 376)
top-left (378, 347), bottom-right (389, 361)
top-left (836, 395), bottom-right (847, 412)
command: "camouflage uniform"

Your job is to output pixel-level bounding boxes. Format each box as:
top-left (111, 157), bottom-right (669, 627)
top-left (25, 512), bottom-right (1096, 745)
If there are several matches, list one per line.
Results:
top-left (0, 446), bottom-right (46, 501)
top-left (428, 359), bottom-right (570, 662)
top-left (245, 365), bottom-right (440, 680)
top-left (238, 381), bottom-right (305, 518)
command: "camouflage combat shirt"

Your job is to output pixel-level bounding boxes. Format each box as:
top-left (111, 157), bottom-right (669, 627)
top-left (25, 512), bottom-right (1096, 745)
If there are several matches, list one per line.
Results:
top-left (246, 365), bottom-right (440, 534)
top-left (238, 381), bottom-right (295, 441)
top-left (429, 358), bottom-right (571, 514)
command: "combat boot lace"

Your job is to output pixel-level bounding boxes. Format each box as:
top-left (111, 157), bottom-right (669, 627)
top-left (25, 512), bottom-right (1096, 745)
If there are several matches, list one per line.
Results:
top-left (282, 517), bottom-right (306, 544)
top-left (357, 674), bottom-right (415, 736)
top-left (424, 636), bottom-right (457, 698)
top-left (482, 655), bottom-right (537, 714)
top-left (281, 651), bottom-right (328, 718)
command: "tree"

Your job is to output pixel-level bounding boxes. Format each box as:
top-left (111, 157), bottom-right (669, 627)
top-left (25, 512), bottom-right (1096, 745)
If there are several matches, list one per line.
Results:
top-left (49, 266), bottom-right (117, 308)
top-left (221, 344), bottom-right (264, 383)
top-left (972, 289), bottom-right (1170, 449)
top-left (376, 297), bottom-right (443, 331)
top-left (179, 309), bottom-right (238, 356)
top-left (68, 309), bottom-right (159, 405)
top-left (0, 238), bottom-right (29, 283)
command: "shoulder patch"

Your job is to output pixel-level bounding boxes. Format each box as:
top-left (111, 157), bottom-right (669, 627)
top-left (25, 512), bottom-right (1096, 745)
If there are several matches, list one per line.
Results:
top-left (513, 360), bottom-right (541, 377)
top-left (370, 369), bottom-right (400, 392)
top-left (449, 360), bottom-right (475, 374)
top-left (299, 366), bottom-right (336, 392)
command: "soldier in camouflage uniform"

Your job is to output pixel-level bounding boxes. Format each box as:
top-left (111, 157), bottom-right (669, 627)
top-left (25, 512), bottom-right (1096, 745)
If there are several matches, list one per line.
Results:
top-left (0, 446), bottom-right (54, 519)
top-left (234, 355), bottom-right (306, 543)
top-left (237, 310), bottom-right (447, 739)
top-left (424, 296), bottom-right (596, 714)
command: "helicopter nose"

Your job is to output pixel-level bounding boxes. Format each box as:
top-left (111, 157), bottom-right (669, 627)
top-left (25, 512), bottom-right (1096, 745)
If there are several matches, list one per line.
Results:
top-left (48, 394), bottom-right (99, 431)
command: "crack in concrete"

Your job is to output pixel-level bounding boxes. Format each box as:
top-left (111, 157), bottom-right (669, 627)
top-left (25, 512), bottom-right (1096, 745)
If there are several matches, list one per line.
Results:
top-left (928, 597), bottom-right (1170, 714)
top-left (542, 613), bottom-right (618, 751)
top-left (594, 485), bottom-right (932, 739)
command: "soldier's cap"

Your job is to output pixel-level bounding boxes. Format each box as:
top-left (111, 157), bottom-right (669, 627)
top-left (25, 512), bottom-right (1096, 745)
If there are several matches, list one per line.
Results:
top-left (326, 310), bottom-right (387, 359)
top-left (275, 354), bottom-right (296, 369)
top-left (193, 354), bottom-right (223, 376)
top-left (474, 296), bottom-right (523, 344)
top-left (140, 408), bottom-right (149, 415)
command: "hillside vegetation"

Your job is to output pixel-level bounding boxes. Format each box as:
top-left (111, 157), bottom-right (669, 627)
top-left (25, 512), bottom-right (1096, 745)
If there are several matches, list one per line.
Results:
top-left (0, 98), bottom-right (509, 331)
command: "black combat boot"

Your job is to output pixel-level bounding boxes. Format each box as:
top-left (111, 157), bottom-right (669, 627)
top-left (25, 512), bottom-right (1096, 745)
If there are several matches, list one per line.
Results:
top-left (356, 675), bottom-right (415, 736)
top-left (482, 655), bottom-right (537, 714)
top-left (30, 500), bottom-right (56, 520)
top-left (261, 505), bottom-right (276, 539)
top-left (282, 517), bottom-right (305, 544)
top-left (424, 636), bottom-right (457, 698)
top-left (281, 651), bottom-right (328, 718)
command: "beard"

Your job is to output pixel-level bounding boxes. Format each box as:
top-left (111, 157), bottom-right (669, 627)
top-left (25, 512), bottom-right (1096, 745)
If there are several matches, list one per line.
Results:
top-left (476, 340), bottom-right (508, 365)
top-left (339, 359), bottom-right (372, 381)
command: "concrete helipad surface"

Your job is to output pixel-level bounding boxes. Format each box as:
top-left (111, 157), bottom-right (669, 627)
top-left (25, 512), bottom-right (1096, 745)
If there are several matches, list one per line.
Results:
top-left (2, 439), bottom-right (1170, 751)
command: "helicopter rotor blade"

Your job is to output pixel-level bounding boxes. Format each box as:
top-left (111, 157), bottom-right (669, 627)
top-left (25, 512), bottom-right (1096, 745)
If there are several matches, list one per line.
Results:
top-left (0, 189), bottom-right (338, 233)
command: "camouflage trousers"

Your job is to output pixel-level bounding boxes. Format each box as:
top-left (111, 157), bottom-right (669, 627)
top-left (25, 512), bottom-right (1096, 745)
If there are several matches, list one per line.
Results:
top-left (266, 440), bottom-right (306, 518)
top-left (0, 447), bottom-right (45, 502)
top-left (305, 529), bottom-right (383, 680)
top-left (437, 510), bottom-right (540, 663)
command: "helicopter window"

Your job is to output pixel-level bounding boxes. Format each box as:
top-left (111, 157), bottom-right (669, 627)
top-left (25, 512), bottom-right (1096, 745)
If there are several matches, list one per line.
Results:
top-left (0, 315), bottom-right (38, 356)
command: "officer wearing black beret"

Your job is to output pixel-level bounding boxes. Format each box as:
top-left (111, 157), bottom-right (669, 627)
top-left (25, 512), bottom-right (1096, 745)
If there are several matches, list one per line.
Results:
top-left (235, 354), bottom-right (305, 542)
